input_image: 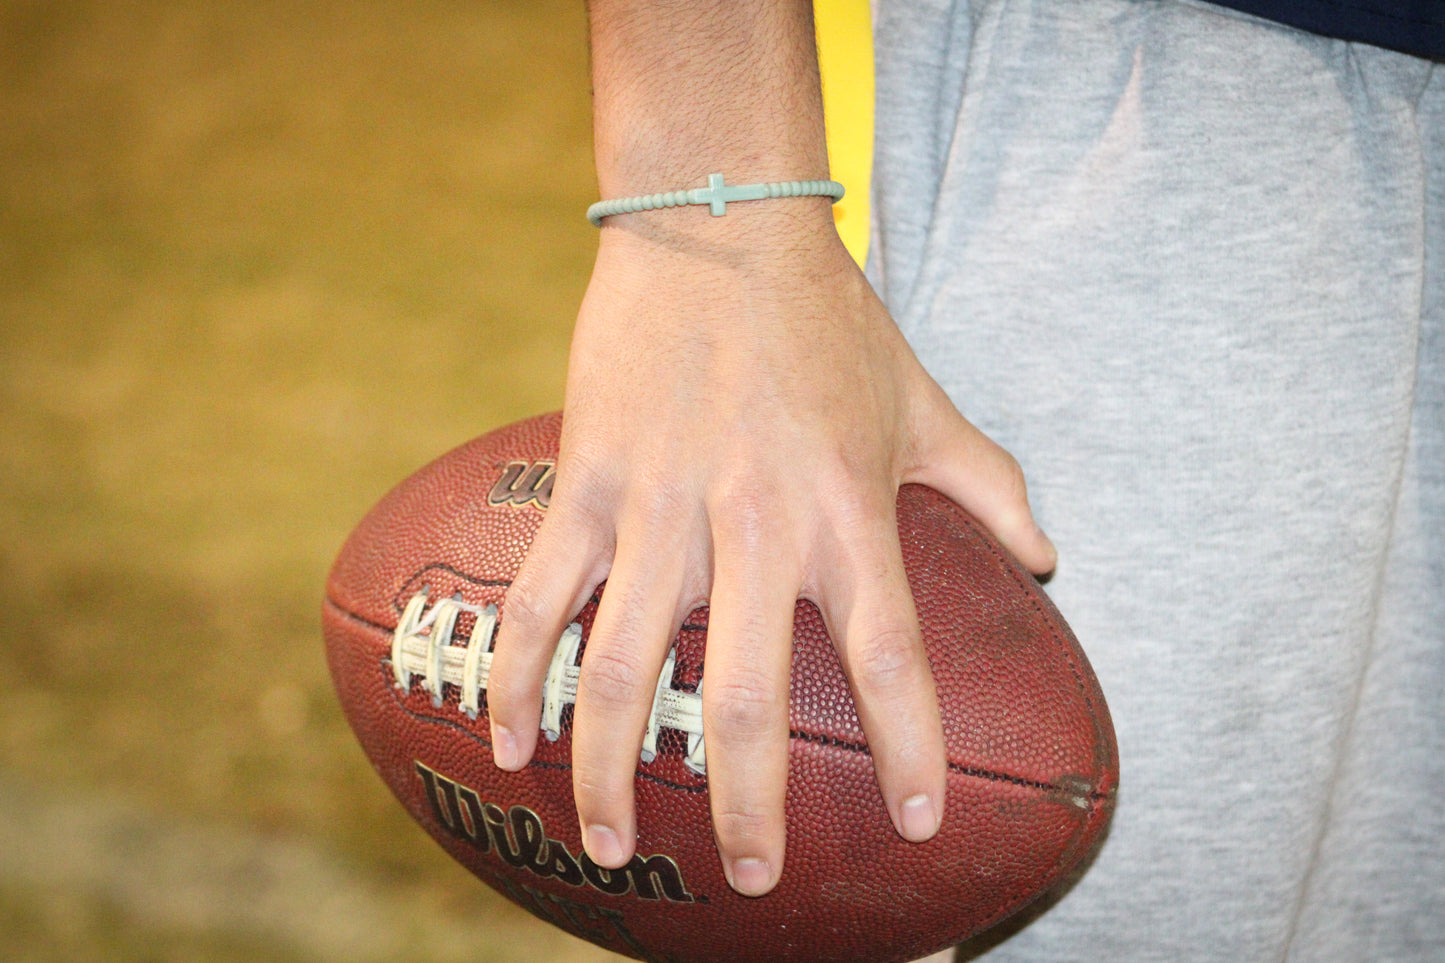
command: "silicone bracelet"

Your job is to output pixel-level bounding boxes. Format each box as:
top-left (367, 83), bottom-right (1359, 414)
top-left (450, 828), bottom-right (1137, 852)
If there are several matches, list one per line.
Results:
top-left (587, 173), bottom-right (845, 226)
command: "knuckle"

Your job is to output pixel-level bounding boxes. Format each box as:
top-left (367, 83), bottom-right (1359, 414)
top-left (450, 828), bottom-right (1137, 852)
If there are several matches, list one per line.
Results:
top-left (572, 770), bottom-right (621, 807)
top-left (613, 487), bottom-right (700, 561)
top-left (826, 488), bottom-right (894, 543)
top-left (550, 447), bottom-right (621, 528)
top-left (622, 462), bottom-right (694, 518)
top-left (882, 735), bottom-right (943, 779)
top-left (578, 646), bottom-right (651, 711)
top-left (557, 432), bottom-right (616, 482)
top-left (483, 669), bottom-right (528, 712)
top-left (850, 625), bottom-right (925, 695)
top-left (989, 450), bottom-right (1030, 507)
top-left (709, 479), bottom-right (775, 528)
top-left (704, 673), bottom-right (785, 746)
top-left (551, 486), bottom-right (610, 534)
top-left (712, 805), bottom-right (779, 849)
top-left (709, 489), bottom-right (802, 569)
top-left (500, 578), bottom-right (554, 636)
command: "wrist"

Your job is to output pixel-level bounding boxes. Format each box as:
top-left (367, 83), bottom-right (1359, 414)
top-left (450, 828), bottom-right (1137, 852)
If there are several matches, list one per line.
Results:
top-left (589, 173), bottom-right (843, 227)
top-left (594, 204), bottom-right (855, 281)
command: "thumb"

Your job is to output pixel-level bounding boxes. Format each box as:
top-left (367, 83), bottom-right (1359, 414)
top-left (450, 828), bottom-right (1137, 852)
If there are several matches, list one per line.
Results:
top-left (907, 391), bottom-right (1058, 577)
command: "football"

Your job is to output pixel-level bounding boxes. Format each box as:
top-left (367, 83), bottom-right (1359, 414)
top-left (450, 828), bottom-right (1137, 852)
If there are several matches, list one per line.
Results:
top-left (323, 412), bottom-right (1118, 963)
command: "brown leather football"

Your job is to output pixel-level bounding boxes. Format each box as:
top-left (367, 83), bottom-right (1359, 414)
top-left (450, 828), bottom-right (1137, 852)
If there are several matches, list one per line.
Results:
top-left (323, 412), bottom-right (1117, 963)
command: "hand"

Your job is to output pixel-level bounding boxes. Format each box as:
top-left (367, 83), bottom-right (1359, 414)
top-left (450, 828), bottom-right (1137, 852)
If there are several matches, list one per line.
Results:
top-left (485, 213), bottom-right (1055, 897)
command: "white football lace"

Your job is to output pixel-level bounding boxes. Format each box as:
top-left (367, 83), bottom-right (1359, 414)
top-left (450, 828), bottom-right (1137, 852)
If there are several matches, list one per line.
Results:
top-left (390, 590), bottom-right (707, 775)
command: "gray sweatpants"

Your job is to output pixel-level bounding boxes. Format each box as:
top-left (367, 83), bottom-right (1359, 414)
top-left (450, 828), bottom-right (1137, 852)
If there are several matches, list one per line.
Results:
top-left (868, 2), bottom-right (1444, 960)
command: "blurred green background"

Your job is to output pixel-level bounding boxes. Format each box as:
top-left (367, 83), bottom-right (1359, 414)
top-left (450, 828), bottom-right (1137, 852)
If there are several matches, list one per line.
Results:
top-left (0, 1), bottom-right (623, 959)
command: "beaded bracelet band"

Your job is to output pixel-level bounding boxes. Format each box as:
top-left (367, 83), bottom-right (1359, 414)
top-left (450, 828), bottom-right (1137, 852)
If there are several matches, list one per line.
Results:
top-left (587, 173), bottom-right (844, 227)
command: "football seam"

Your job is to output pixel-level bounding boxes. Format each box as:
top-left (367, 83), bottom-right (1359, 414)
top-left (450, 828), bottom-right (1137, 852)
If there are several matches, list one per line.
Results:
top-left (324, 596), bottom-right (1104, 803)
top-left (788, 729), bottom-right (1111, 801)
top-left (388, 558), bottom-right (1103, 755)
top-left (390, 546), bottom-right (1114, 795)
top-left (381, 663), bottom-right (711, 795)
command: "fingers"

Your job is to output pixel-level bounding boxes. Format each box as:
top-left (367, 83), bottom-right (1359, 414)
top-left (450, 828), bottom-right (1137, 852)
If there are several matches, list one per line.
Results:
top-left (911, 388), bottom-right (1058, 576)
top-left (569, 499), bottom-right (700, 870)
top-left (488, 496), bottom-right (610, 772)
top-left (816, 494), bottom-right (948, 845)
top-left (490, 446), bottom-right (703, 873)
top-left (699, 496), bottom-right (798, 896)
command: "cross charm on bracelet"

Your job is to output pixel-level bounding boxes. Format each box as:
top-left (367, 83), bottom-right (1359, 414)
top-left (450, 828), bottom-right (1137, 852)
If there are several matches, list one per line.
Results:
top-left (690, 173), bottom-right (772, 216)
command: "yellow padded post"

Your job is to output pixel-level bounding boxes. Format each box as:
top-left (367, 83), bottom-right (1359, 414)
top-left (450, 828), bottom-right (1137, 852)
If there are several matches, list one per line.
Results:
top-left (815, 0), bottom-right (874, 266)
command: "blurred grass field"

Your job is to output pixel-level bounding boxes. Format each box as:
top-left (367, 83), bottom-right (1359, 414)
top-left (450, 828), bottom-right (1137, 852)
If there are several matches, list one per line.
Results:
top-left (0, 2), bottom-right (876, 961)
top-left (0, 1), bottom-right (618, 959)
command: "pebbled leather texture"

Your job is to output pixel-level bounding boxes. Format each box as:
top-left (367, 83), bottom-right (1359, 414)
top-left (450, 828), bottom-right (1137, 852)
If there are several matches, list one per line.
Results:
top-left (323, 412), bottom-right (1118, 963)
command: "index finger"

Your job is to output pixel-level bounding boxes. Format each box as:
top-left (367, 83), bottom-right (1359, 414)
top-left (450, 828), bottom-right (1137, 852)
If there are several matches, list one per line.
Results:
top-left (488, 495), bottom-right (611, 771)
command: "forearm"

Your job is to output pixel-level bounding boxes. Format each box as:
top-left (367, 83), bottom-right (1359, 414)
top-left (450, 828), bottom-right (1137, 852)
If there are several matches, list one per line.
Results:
top-left (588, 0), bottom-right (836, 241)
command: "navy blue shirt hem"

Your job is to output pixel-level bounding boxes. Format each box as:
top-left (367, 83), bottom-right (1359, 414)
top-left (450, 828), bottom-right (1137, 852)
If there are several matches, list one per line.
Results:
top-left (1206, 0), bottom-right (1444, 58)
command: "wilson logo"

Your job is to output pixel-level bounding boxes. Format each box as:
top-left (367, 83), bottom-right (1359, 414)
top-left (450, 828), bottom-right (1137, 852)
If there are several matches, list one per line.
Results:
top-left (488, 460), bottom-right (554, 509)
top-left (416, 762), bottom-right (695, 903)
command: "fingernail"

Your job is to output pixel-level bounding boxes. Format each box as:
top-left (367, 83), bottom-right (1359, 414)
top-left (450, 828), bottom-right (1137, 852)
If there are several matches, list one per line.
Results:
top-left (584, 824), bottom-right (625, 868)
top-left (725, 857), bottom-right (773, 897)
top-left (492, 725), bottom-right (518, 770)
top-left (900, 793), bottom-right (940, 842)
